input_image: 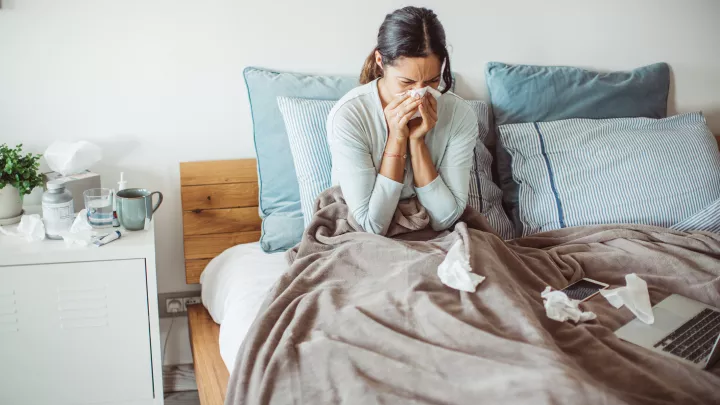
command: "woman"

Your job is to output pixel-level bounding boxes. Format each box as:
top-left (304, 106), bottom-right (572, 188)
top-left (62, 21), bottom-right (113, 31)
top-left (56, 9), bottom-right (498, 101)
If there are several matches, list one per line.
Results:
top-left (327, 6), bottom-right (477, 235)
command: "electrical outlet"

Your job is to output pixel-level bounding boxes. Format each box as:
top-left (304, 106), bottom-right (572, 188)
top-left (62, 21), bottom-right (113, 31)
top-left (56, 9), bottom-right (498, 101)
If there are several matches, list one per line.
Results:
top-left (166, 298), bottom-right (184, 314)
top-left (184, 296), bottom-right (202, 309)
top-left (159, 292), bottom-right (203, 317)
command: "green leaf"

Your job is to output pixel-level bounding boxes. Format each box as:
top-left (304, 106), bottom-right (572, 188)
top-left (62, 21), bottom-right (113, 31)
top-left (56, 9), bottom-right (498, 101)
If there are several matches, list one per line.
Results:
top-left (0, 143), bottom-right (44, 195)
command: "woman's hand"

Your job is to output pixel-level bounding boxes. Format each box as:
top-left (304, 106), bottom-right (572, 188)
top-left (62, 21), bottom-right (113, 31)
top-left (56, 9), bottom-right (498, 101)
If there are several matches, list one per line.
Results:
top-left (384, 93), bottom-right (422, 142)
top-left (408, 93), bottom-right (438, 141)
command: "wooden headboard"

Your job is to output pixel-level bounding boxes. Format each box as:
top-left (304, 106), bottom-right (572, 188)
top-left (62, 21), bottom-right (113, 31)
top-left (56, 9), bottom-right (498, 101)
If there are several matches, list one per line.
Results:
top-left (180, 159), bottom-right (261, 284)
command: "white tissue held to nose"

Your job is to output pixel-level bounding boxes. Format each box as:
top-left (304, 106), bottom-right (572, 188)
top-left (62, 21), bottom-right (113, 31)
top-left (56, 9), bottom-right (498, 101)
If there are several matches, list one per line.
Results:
top-left (437, 239), bottom-right (485, 292)
top-left (399, 87), bottom-right (442, 120)
top-left (600, 273), bottom-right (654, 324)
top-left (541, 286), bottom-right (597, 323)
top-left (406, 86), bottom-right (442, 99)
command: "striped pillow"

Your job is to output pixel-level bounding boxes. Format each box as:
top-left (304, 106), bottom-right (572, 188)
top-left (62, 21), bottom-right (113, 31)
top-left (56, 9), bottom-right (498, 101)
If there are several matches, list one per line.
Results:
top-left (499, 112), bottom-right (720, 236)
top-left (277, 97), bottom-right (335, 227)
top-left (466, 101), bottom-right (514, 240)
top-left (278, 97), bottom-right (513, 239)
top-left (671, 198), bottom-right (720, 234)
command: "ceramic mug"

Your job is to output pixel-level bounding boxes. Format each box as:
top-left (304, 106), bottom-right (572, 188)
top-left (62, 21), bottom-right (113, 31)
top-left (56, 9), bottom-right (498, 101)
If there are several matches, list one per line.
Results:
top-left (116, 188), bottom-right (163, 231)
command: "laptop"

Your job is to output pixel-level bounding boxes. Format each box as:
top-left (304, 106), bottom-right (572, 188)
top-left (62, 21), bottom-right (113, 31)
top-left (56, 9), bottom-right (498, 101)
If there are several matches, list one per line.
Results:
top-left (614, 294), bottom-right (720, 370)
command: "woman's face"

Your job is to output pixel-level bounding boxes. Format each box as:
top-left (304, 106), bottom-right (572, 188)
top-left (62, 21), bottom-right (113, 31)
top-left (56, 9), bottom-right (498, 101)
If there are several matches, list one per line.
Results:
top-left (376, 52), bottom-right (442, 96)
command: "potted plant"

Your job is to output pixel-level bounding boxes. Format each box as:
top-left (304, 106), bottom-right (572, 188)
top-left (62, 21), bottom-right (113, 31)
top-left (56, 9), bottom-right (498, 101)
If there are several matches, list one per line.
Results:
top-left (0, 144), bottom-right (43, 225)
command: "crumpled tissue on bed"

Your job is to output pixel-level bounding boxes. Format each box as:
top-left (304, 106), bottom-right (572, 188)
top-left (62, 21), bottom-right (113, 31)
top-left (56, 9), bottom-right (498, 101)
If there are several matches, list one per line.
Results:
top-left (404, 86), bottom-right (442, 119)
top-left (541, 286), bottom-right (597, 323)
top-left (437, 239), bottom-right (485, 292)
top-left (600, 273), bottom-right (654, 324)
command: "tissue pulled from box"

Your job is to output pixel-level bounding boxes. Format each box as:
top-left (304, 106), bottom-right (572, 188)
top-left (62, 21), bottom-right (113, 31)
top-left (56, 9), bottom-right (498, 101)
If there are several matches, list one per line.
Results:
top-left (437, 239), bottom-right (485, 292)
top-left (0, 214), bottom-right (46, 242)
top-left (44, 141), bottom-right (102, 176)
top-left (541, 286), bottom-right (597, 323)
top-left (600, 273), bottom-right (654, 324)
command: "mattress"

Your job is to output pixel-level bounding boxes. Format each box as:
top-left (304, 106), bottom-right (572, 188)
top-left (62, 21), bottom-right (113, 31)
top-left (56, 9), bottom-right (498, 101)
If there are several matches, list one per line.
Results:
top-left (199, 242), bottom-right (287, 373)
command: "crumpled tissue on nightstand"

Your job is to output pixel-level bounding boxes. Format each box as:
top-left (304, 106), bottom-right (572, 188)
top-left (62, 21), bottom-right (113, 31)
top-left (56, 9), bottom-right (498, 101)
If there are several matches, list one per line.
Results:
top-left (437, 239), bottom-right (485, 292)
top-left (59, 209), bottom-right (95, 246)
top-left (0, 214), bottom-right (46, 242)
top-left (541, 286), bottom-right (597, 323)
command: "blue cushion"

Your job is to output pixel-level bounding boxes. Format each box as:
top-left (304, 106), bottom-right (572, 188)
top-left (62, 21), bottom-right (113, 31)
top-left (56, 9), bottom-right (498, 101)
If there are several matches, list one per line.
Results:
top-left (486, 62), bottom-right (670, 126)
top-left (485, 62), bottom-right (670, 236)
top-left (498, 112), bottom-right (720, 235)
top-left (277, 97), bottom-right (336, 227)
top-left (277, 96), bottom-right (514, 239)
top-left (243, 67), bottom-right (357, 252)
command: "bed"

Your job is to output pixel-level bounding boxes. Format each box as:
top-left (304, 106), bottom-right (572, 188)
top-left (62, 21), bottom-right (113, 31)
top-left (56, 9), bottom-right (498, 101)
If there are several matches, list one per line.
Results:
top-left (183, 59), bottom-right (720, 405)
top-left (181, 139), bottom-right (720, 405)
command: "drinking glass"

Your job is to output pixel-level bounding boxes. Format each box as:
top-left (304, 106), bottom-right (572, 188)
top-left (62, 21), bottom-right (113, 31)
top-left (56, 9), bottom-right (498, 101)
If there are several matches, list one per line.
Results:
top-left (83, 188), bottom-right (114, 228)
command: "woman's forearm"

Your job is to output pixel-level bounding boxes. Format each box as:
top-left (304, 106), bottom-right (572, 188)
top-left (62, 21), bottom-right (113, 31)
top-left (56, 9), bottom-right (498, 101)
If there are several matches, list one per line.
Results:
top-left (379, 135), bottom-right (408, 182)
top-left (409, 139), bottom-right (438, 187)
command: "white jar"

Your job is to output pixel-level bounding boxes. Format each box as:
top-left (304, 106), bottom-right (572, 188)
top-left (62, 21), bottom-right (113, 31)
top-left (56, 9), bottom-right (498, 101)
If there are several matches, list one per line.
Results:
top-left (42, 181), bottom-right (74, 239)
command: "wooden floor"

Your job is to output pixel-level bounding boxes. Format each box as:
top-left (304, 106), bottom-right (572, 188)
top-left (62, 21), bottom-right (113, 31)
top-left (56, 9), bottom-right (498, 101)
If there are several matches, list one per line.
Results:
top-left (164, 363), bottom-right (200, 404)
top-left (164, 364), bottom-right (198, 393)
top-left (163, 364), bottom-right (200, 405)
top-left (165, 390), bottom-right (200, 405)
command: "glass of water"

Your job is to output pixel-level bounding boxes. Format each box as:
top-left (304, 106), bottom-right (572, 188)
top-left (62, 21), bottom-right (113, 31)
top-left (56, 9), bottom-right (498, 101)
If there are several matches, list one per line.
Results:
top-left (84, 188), bottom-right (114, 228)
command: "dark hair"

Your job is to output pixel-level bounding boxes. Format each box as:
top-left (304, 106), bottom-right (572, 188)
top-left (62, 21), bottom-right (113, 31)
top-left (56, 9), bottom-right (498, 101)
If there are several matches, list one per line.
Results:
top-left (360, 6), bottom-right (452, 93)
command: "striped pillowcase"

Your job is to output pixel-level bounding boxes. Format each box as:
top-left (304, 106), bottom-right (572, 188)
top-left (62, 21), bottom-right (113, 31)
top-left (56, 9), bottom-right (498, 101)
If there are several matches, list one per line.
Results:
top-left (277, 97), bottom-right (335, 227)
top-left (671, 198), bottom-right (720, 234)
top-left (466, 101), bottom-right (514, 240)
top-left (278, 96), bottom-right (513, 239)
top-left (499, 112), bottom-right (720, 236)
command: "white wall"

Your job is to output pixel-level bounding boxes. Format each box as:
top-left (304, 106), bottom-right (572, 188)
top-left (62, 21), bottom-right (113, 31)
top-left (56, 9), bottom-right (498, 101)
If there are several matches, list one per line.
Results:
top-left (1, 0), bottom-right (718, 293)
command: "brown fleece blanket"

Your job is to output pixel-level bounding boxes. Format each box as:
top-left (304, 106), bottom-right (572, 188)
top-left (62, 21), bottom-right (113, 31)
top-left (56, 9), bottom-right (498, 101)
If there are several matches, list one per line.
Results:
top-left (226, 187), bottom-right (720, 405)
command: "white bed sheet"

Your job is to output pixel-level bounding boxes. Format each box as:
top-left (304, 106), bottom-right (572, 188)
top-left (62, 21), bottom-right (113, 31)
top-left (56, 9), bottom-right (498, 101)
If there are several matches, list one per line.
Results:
top-left (199, 242), bottom-right (287, 373)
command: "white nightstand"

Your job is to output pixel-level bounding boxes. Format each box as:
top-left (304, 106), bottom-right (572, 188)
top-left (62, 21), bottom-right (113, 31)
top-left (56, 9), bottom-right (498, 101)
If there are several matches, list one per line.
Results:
top-left (0, 222), bottom-right (164, 405)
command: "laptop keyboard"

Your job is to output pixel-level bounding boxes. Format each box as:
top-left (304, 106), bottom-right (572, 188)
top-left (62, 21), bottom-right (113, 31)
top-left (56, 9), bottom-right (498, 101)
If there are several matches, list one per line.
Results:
top-left (653, 308), bottom-right (720, 364)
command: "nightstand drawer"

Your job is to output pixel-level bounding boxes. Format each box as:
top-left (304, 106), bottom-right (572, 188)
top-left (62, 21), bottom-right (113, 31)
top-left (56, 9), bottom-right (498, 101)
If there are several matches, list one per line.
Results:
top-left (0, 259), bottom-right (154, 405)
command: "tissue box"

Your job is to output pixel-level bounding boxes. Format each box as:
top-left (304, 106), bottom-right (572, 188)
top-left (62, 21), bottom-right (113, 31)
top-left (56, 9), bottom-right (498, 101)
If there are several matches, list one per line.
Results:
top-left (43, 171), bottom-right (101, 213)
